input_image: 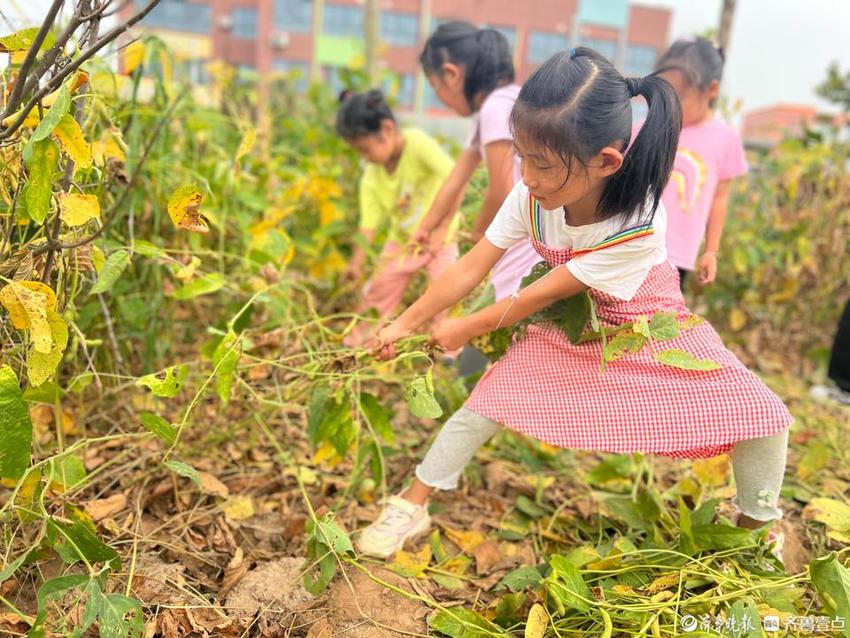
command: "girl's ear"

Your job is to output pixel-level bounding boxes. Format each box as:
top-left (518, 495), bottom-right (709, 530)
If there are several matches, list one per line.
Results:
top-left (597, 146), bottom-right (625, 176)
top-left (379, 118), bottom-right (397, 138)
top-left (440, 62), bottom-right (464, 91)
top-left (706, 79), bottom-right (720, 104)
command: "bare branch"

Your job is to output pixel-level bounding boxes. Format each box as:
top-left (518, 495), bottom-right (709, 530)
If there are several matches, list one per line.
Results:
top-left (0, 0), bottom-right (162, 141)
top-left (1, 0), bottom-right (67, 120)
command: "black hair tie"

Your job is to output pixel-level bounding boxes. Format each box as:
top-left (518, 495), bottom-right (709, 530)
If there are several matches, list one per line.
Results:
top-left (625, 77), bottom-right (642, 97)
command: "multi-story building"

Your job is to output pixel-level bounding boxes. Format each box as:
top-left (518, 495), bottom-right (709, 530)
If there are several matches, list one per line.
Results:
top-left (741, 104), bottom-right (849, 148)
top-left (126, 0), bottom-right (671, 114)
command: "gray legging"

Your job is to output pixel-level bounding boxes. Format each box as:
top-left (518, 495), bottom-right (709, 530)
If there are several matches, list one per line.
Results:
top-left (416, 407), bottom-right (789, 522)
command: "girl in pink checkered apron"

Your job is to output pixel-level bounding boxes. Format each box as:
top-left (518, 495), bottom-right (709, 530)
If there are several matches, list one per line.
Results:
top-left (357, 48), bottom-right (793, 560)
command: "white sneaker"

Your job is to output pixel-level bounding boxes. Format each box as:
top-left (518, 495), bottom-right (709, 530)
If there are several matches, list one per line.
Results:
top-left (356, 496), bottom-right (431, 558)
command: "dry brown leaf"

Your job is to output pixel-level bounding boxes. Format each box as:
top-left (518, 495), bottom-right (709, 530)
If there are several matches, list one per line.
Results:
top-left (220, 547), bottom-right (248, 598)
top-left (473, 540), bottom-right (501, 575)
top-left (85, 493), bottom-right (127, 522)
top-left (199, 471), bottom-right (230, 498)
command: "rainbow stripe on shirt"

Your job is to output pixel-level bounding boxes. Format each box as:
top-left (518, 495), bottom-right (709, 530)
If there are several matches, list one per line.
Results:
top-left (528, 192), bottom-right (654, 255)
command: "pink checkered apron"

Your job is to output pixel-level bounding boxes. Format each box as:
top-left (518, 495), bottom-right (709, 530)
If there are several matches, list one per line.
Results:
top-left (465, 237), bottom-right (793, 459)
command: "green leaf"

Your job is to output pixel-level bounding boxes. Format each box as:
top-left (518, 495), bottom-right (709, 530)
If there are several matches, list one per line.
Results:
top-left (727, 597), bottom-right (763, 638)
top-left (49, 519), bottom-right (121, 570)
top-left (691, 524), bottom-right (752, 550)
top-left (603, 331), bottom-right (647, 362)
top-left (648, 312), bottom-right (680, 341)
top-left (307, 389), bottom-right (355, 456)
top-left (633, 315), bottom-right (651, 338)
top-left (23, 138), bottom-right (58, 225)
top-left (315, 513), bottom-right (354, 554)
top-left (28, 575), bottom-right (89, 638)
top-left (139, 413), bottom-right (177, 444)
top-left (90, 250), bottom-right (130, 295)
top-left (498, 565), bottom-right (543, 592)
top-left (0, 553), bottom-right (27, 583)
top-left (0, 364), bottom-right (33, 480)
top-left (164, 460), bottom-right (201, 487)
top-left (31, 85), bottom-right (70, 141)
top-left (358, 392), bottom-right (394, 443)
top-left (515, 495), bottom-right (546, 519)
top-left (137, 364), bottom-right (187, 398)
top-left (810, 554), bottom-right (850, 636)
top-left (0, 27), bottom-right (40, 52)
top-left (405, 376), bottom-right (443, 419)
top-left (654, 349), bottom-right (722, 371)
top-left (47, 454), bottom-right (86, 491)
top-left (98, 593), bottom-right (145, 638)
top-left (547, 555), bottom-right (591, 612)
top-left (213, 331), bottom-right (240, 404)
top-left (553, 292), bottom-right (592, 344)
top-left (172, 272), bottom-right (225, 300)
top-left (428, 607), bottom-right (496, 637)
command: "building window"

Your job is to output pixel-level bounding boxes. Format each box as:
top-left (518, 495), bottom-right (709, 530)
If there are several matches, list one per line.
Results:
top-left (527, 31), bottom-right (569, 64)
top-left (624, 44), bottom-right (656, 76)
top-left (142, 0), bottom-right (212, 33)
top-left (579, 37), bottom-right (618, 63)
top-left (274, 0), bottom-right (311, 32)
top-left (484, 24), bottom-right (516, 50)
top-left (381, 11), bottom-right (418, 47)
top-left (175, 59), bottom-right (210, 84)
top-left (232, 7), bottom-right (258, 39)
top-left (323, 4), bottom-right (363, 38)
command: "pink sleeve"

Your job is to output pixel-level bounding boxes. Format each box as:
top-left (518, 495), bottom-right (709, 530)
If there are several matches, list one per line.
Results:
top-left (477, 93), bottom-right (514, 147)
top-left (718, 129), bottom-right (748, 180)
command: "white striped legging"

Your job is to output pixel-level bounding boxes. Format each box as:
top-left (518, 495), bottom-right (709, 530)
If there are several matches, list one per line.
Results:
top-left (415, 407), bottom-right (789, 522)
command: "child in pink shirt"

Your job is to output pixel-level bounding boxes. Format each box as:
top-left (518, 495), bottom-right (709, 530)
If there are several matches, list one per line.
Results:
top-left (410, 21), bottom-right (540, 301)
top-left (654, 38), bottom-right (747, 289)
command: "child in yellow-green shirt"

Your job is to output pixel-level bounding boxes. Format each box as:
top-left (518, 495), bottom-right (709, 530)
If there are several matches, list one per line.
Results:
top-left (338, 90), bottom-right (460, 347)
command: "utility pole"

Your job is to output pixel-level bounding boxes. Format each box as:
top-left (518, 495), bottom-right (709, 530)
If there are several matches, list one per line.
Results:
top-left (717, 0), bottom-right (737, 54)
top-left (311, 0), bottom-right (325, 83)
top-left (364, 0), bottom-right (381, 85)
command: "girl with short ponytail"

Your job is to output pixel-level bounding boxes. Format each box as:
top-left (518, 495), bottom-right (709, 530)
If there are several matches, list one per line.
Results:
top-left (357, 48), bottom-right (792, 562)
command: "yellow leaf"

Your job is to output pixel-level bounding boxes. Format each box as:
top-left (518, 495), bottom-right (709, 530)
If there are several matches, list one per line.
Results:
top-left (802, 498), bottom-right (850, 533)
top-left (692, 454), bottom-right (730, 488)
top-left (221, 495), bottom-right (254, 521)
top-left (0, 281), bottom-right (55, 352)
top-left (59, 193), bottom-right (100, 227)
top-left (27, 309), bottom-right (68, 386)
top-left (167, 185), bottom-right (209, 233)
top-left (92, 128), bottom-right (126, 165)
top-left (390, 543), bottom-right (431, 578)
top-left (235, 127), bottom-right (256, 162)
top-left (443, 526), bottom-right (485, 553)
top-left (525, 604), bottom-right (548, 638)
top-left (52, 114), bottom-right (92, 169)
top-left (123, 40), bottom-right (145, 75)
top-left (312, 440), bottom-right (342, 466)
top-left (728, 308), bottom-right (747, 332)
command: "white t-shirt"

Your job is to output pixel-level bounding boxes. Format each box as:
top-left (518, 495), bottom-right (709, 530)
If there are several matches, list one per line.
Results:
top-left (485, 182), bottom-right (668, 301)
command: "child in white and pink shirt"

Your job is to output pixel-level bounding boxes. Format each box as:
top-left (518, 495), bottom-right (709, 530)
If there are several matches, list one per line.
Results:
top-left (653, 38), bottom-right (748, 289)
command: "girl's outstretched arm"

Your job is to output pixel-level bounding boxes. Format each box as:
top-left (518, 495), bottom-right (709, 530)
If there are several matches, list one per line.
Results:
top-left (431, 265), bottom-right (589, 351)
top-left (410, 147), bottom-right (480, 246)
top-left (374, 239), bottom-right (505, 358)
top-left (472, 140), bottom-right (516, 242)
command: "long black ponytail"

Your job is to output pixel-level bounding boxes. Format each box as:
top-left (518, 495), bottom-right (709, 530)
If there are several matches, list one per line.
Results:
top-left (511, 47), bottom-right (681, 223)
top-left (420, 21), bottom-right (515, 112)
